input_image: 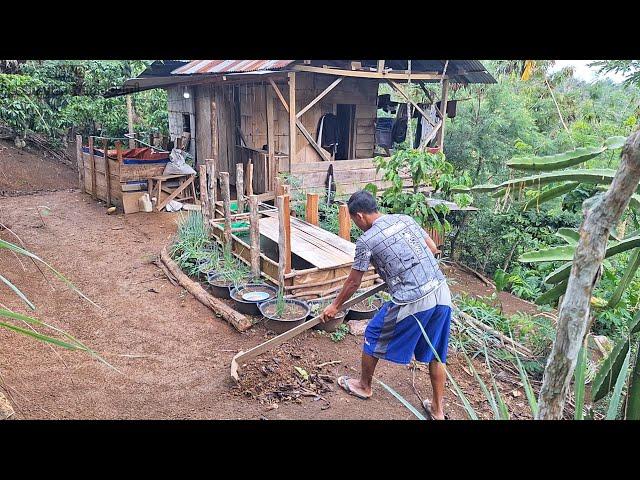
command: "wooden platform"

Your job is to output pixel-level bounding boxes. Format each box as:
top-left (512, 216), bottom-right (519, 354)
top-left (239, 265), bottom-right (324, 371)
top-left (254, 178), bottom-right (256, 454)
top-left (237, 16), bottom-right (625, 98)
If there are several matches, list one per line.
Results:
top-left (259, 213), bottom-right (355, 269)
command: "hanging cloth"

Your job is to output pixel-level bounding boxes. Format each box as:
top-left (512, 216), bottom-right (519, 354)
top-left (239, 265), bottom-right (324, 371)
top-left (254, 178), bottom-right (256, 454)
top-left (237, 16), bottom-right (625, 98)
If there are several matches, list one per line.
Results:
top-left (316, 113), bottom-right (339, 156)
top-left (391, 103), bottom-right (408, 144)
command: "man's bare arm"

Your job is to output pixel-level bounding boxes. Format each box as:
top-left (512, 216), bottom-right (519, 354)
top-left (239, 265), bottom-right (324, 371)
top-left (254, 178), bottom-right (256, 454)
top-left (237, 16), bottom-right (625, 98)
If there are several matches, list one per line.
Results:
top-left (321, 268), bottom-right (365, 322)
top-left (423, 230), bottom-right (441, 255)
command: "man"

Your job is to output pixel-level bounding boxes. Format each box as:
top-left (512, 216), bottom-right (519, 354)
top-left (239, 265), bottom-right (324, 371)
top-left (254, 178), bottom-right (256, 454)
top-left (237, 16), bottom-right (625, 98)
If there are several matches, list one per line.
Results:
top-left (322, 190), bottom-right (452, 420)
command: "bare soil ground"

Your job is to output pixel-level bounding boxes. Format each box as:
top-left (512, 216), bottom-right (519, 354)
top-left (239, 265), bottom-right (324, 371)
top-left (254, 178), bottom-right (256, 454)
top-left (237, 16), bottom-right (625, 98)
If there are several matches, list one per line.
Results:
top-left (0, 152), bottom-right (537, 420)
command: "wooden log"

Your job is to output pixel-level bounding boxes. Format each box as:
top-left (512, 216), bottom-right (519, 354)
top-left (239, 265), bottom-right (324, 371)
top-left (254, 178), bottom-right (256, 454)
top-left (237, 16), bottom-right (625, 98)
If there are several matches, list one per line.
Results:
top-left (338, 204), bottom-right (351, 241)
top-left (75, 134), bottom-right (85, 193)
top-left (246, 159), bottom-right (254, 197)
top-left (199, 164), bottom-right (210, 228)
top-left (288, 72), bottom-right (296, 172)
top-left (277, 195), bottom-right (287, 286)
top-left (126, 94), bottom-right (135, 149)
top-left (284, 272), bottom-right (380, 291)
top-left (537, 130), bottom-right (640, 419)
top-left (437, 78), bottom-right (449, 151)
top-left (306, 193), bottom-right (319, 226)
top-left (249, 194), bottom-right (260, 280)
top-left (88, 136), bottom-right (96, 198)
top-left (220, 172), bottom-right (232, 251)
top-left (206, 159), bottom-right (216, 220)
top-left (159, 247), bottom-right (252, 332)
top-left (283, 195), bottom-right (291, 273)
top-left (103, 139), bottom-right (111, 207)
top-left (236, 162), bottom-right (244, 214)
top-left (266, 86), bottom-right (276, 191)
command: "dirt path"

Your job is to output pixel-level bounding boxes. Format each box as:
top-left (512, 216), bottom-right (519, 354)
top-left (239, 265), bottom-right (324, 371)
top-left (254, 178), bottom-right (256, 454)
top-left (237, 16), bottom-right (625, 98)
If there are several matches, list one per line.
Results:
top-left (1, 176), bottom-right (535, 420)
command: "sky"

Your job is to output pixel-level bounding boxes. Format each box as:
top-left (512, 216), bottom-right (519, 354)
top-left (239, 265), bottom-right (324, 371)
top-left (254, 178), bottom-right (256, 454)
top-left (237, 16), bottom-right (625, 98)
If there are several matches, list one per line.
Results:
top-left (549, 60), bottom-right (627, 83)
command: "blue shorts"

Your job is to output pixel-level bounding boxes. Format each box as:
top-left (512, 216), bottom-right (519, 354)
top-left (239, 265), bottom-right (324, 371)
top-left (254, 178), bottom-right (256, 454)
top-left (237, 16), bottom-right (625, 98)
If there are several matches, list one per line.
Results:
top-left (363, 299), bottom-right (452, 365)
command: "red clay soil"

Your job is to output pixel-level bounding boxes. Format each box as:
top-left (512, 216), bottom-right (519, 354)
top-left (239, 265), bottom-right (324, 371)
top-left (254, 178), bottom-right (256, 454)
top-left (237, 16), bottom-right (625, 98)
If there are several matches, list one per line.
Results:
top-left (0, 155), bottom-right (536, 420)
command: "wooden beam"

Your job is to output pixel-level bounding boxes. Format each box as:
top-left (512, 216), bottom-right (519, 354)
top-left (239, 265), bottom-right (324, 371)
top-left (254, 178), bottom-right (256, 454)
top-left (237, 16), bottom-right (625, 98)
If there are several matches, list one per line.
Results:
top-left (199, 164), bottom-right (210, 227)
top-left (269, 78), bottom-right (289, 113)
top-left (288, 72), bottom-right (297, 172)
top-left (206, 159), bottom-right (216, 220)
top-left (296, 77), bottom-right (343, 119)
top-left (437, 79), bottom-right (450, 151)
top-left (75, 134), bottom-right (84, 193)
top-left (306, 193), bottom-right (319, 226)
top-left (249, 194), bottom-right (260, 280)
top-left (103, 138), bottom-right (111, 207)
top-left (220, 172), bottom-right (232, 250)
top-left (236, 162), bottom-right (244, 213)
top-left (270, 76), bottom-right (331, 162)
top-left (126, 94), bottom-right (135, 149)
top-left (266, 85), bottom-right (276, 191)
top-left (377, 60), bottom-right (385, 73)
top-left (277, 195), bottom-right (289, 285)
top-left (338, 204), bottom-right (351, 241)
top-left (386, 79), bottom-right (436, 128)
top-left (292, 64), bottom-right (446, 81)
top-left (88, 136), bottom-right (96, 199)
top-left (246, 159), bottom-right (254, 196)
top-left (210, 95), bottom-right (219, 164)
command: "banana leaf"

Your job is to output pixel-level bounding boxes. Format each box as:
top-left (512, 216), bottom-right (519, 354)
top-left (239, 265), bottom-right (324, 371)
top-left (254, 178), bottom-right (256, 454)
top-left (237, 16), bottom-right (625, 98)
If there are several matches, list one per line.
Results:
top-left (607, 248), bottom-right (640, 308)
top-left (535, 279), bottom-right (569, 305)
top-left (472, 169), bottom-right (620, 194)
top-left (522, 182), bottom-right (580, 211)
top-left (592, 337), bottom-right (631, 403)
top-left (507, 145), bottom-right (606, 172)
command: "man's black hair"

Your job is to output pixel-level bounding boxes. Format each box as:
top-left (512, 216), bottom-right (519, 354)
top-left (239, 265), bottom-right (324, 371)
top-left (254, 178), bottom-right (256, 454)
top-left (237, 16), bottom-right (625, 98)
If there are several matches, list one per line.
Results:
top-left (347, 190), bottom-right (378, 215)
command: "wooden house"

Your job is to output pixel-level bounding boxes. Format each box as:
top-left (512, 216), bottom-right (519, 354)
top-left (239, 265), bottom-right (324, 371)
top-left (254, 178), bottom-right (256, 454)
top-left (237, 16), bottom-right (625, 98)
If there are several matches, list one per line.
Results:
top-left (112, 60), bottom-right (496, 197)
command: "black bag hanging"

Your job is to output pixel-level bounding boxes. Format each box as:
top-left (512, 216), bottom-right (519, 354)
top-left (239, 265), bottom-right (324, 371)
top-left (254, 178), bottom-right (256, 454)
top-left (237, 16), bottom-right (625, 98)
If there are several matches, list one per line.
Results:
top-left (316, 113), bottom-right (339, 155)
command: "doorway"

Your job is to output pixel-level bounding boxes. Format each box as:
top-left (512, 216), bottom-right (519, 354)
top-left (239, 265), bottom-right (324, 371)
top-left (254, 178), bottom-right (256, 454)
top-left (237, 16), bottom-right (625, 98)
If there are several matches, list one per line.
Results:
top-left (335, 104), bottom-right (355, 160)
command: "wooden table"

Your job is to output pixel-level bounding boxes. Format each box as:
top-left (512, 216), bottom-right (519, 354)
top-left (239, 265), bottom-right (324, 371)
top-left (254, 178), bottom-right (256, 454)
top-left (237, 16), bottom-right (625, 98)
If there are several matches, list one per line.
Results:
top-left (148, 174), bottom-right (197, 211)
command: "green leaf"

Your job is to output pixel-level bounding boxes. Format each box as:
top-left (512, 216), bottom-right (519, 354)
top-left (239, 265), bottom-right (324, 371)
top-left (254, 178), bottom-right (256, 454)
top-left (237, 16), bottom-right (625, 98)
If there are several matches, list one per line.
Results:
top-left (605, 346), bottom-right (631, 420)
top-left (0, 273), bottom-right (35, 310)
top-left (555, 228), bottom-right (580, 245)
top-left (522, 182), bottom-right (580, 211)
top-left (0, 321), bottom-right (81, 350)
top-left (461, 348), bottom-right (500, 419)
top-left (625, 347), bottom-right (640, 420)
top-left (513, 348), bottom-right (538, 417)
top-left (374, 378), bottom-right (426, 420)
top-left (519, 245), bottom-right (576, 263)
top-left (607, 248), bottom-right (640, 308)
top-left (574, 343), bottom-right (587, 420)
top-left (472, 169), bottom-right (621, 194)
top-left (592, 338), bottom-right (631, 402)
top-left (604, 135), bottom-right (627, 150)
top-left (507, 145), bottom-right (606, 172)
top-left (535, 279), bottom-right (569, 305)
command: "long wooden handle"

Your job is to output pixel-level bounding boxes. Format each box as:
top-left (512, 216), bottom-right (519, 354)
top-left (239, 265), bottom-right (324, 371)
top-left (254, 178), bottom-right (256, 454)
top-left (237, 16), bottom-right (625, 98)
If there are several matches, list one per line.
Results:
top-left (231, 282), bottom-right (387, 381)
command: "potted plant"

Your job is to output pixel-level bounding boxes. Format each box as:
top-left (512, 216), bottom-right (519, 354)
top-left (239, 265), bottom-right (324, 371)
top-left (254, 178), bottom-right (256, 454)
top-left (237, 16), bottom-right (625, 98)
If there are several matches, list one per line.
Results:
top-left (206, 247), bottom-right (251, 299)
top-left (259, 288), bottom-right (310, 334)
top-left (230, 282), bottom-right (278, 316)
top-left (307, 297), bottom-right (350, 332)
top-left (345, 292), bottom-right (385, 321)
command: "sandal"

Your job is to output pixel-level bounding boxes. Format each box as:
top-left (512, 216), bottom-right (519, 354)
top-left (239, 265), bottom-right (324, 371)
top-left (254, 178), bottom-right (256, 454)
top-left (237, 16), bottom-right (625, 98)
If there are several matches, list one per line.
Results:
top-left (422, 399), bottom-right (449, 420)
top-left (337, 376), bottom-right (372, 400)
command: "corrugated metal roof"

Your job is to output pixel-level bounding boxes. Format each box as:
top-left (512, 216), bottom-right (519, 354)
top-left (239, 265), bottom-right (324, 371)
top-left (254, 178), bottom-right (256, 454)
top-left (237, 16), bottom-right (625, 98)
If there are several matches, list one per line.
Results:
top-left (172, 60), bottom-right (296, 75)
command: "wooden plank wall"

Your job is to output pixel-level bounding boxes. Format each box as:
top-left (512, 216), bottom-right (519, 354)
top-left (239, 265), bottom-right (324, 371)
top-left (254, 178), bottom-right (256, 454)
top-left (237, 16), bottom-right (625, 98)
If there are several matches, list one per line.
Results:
top-left (80, 151), bottom-right (122, 206)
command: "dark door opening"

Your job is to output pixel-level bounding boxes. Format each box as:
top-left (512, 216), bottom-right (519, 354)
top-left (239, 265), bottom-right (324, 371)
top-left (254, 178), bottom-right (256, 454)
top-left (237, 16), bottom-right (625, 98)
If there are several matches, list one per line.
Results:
top-left (336, 104), bottom-right (355, 160)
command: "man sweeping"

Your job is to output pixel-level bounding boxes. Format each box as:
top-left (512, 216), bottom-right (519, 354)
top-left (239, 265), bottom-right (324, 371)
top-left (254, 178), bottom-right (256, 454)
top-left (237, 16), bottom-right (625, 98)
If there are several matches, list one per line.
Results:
top-left (322, 190), bottom-right (452, 420)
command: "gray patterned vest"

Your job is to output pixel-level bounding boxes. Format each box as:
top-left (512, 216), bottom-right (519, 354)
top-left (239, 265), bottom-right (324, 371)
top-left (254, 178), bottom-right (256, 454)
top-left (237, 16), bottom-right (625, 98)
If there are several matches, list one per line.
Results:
top-left (358, 214), bottom-right (445, 303)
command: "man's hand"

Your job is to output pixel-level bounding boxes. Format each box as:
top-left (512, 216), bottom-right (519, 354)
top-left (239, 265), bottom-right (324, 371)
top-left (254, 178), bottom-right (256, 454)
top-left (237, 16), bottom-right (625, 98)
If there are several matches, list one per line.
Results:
top-left (321, 303), bottom-right (340, 323)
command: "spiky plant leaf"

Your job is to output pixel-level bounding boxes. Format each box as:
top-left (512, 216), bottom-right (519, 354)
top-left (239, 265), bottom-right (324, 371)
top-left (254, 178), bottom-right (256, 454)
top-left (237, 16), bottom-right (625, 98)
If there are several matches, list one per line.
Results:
top-left (522, 182), bottom-right (580, 211)
top-left (519, 245), bottom-right (576, 263)
top-left (374, 377), bottom-right (426, 420)
top-left (604, 136), bottom-right (627, 149)
top-left (507, 145), bottom-right (606, 172)
top-left (461, 348), bottom-right (500, 419)
top-left (535, 279), bottom-right (569, 305)
top-left (592, 338), bottom-right (631, 402)
top-left (605, 346), bottom-right (631, 420)
top-left (555, 228), bottom-right (580, 245)
top-left (607, 248), bottom-right (640, 308)
top-left (0, 273), bottom-right (35, 310)
top-left (472, 169), bottom-right (619, 194)
top-left (574, 343), bottom-right (587, 420)
top-left (625, 346), bottom-right (640, 420)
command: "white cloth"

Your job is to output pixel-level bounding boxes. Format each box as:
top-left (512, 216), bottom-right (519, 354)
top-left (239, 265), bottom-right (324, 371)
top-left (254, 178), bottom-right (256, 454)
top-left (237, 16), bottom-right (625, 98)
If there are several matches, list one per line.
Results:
top-left (164, 148), bottom-right (196, 175)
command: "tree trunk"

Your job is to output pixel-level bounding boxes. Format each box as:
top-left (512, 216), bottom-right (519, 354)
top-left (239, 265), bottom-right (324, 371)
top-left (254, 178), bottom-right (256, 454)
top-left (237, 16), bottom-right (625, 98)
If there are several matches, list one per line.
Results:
top-left (536, 130), bottom-right (640, 419)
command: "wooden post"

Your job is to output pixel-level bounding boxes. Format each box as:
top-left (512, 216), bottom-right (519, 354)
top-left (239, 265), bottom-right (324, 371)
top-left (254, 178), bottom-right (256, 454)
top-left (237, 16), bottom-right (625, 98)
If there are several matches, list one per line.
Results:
top-left (249, 194), bottom-right (260, 280)
top-left (266, 85), bottom-right (275, 191)
top-left (75, 134), bottom-right (85, 193)
top-left (126, 94), bottom-right (135, 149)
top-left (306, 193), bottom-right (319, 226)
top-left (338, 204), bottom-right (351, 241)
top-left (288, 72), bottom-right (296, 174)
top-left (206, 159), bottom-right (216, 220)
top-left (277, 194), bottom-right (292, 286)
top-left (236, 162), bottom-right (244, 214)
top-left (283, 194), bottom-right (291, 274)
top-left (220, 172), bottom-right (232, 250)
top-left (88, 136), bottom-right (96, 199)
top-left (103, 138), bottom-right (111, 207)
top-left (437, 78), bottom-right (449, 151)
top-left (246, 159), bottom-right (254, 197)
top-left (275, 177), bottom-right (285, 197)
top-left (199, 164), bottom-right (210, 228)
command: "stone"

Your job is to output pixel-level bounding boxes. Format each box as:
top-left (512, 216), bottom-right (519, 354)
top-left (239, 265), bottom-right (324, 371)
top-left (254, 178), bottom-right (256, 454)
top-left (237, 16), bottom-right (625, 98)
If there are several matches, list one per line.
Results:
top-left (347, 319), bottom-right (369, 336)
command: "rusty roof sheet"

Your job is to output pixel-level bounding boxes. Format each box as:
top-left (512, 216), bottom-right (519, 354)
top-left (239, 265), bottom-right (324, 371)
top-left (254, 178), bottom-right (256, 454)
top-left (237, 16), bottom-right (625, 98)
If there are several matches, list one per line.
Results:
top-left (172, 60), bottom-right (296, 75)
